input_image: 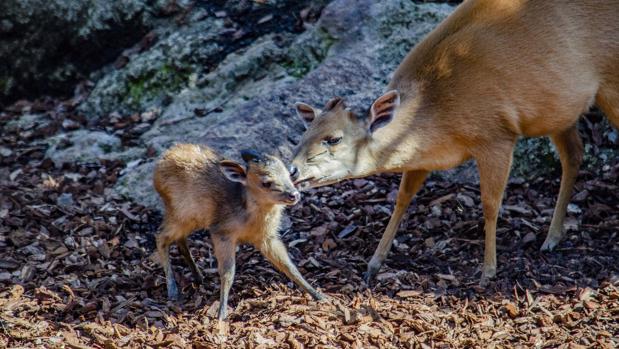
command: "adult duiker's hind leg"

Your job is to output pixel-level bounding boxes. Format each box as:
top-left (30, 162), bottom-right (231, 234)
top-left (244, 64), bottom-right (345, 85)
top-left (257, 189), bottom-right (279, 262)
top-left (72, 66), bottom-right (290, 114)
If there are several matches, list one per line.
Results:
top-left (595, 82), bottom-right (619, 227)
top-left (541, 125), bottom-right (583, 251)
top-left (596, 81), bottom-right (619, 129)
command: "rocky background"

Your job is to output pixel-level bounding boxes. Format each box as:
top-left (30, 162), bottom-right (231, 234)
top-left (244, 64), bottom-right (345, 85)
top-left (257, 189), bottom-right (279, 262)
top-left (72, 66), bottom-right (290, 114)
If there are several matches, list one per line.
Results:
top-left (1, 0), bottom-right (618, 347)
top-left (2, 0), bottom-right (616, 208)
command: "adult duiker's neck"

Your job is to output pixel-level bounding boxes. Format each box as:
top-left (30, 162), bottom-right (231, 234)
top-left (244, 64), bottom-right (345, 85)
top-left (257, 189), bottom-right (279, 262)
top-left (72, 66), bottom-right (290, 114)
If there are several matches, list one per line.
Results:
top-left (365, 98), bottom-right (424, 174)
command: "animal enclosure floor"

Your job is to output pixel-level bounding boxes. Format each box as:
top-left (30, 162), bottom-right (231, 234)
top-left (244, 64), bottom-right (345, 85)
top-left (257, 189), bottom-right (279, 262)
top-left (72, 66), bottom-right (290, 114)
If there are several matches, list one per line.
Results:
top-left (1, 99), bottom-right (618, 348)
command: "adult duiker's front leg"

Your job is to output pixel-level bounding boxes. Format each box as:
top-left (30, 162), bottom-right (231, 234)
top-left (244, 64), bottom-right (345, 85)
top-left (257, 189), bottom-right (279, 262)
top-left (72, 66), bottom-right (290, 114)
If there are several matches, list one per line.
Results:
top-left (365, 170), bottom-right (428, 284)
top-left (475, 141), bottom-right (514, 287)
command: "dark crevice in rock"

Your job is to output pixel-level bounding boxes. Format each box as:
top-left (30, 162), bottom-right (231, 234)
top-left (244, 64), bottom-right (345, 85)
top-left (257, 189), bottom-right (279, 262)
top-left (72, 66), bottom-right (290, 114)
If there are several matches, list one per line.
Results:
top-left (0, 0), bottom-right (331, 108)
top-left (193, 0), bottom-right (329, 72)
top-left (0, 1), bottom-right (176, 107)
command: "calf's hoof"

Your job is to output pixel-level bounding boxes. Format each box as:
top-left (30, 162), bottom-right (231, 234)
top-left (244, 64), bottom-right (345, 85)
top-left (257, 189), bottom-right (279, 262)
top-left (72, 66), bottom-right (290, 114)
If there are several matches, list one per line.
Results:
top-left (167, 281), bottom-right (180, 301)
top-left (363, 262), bottom-right (381, 285)
top-left (312, 291), bottom-right (327, 301)
top-left (217, 306), bottom-right (228, 321)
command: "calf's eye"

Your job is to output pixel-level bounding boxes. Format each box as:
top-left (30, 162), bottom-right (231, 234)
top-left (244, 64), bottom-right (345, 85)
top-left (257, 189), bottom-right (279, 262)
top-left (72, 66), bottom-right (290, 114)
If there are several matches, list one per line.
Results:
top-left (262, 181), bottom-right (272, 189)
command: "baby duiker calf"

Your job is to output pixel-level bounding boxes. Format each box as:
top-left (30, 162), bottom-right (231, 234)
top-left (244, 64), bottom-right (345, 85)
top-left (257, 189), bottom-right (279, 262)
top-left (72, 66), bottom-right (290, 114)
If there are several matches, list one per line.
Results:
top-left (153, 144), bottom-right (324, 319)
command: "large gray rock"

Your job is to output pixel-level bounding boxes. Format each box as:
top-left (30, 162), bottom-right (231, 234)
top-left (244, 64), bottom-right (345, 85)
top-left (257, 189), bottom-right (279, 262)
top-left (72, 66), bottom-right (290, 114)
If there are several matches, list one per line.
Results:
top-left (45, 130), bottom-right (145, 166)
top-left (101, 0), bottom-right (455, 207)
top-left (0, 0), bottom-right (175, 105)
top-left (78, 0), bottom-right (331, 118)
top-left (74, 0), bottom-right (617, 208)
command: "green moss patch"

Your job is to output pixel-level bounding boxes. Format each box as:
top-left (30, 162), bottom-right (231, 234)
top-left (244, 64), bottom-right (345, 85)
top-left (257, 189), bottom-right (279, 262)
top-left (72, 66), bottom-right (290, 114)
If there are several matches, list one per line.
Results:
top-left (125, 64), bottom-right (192, 107)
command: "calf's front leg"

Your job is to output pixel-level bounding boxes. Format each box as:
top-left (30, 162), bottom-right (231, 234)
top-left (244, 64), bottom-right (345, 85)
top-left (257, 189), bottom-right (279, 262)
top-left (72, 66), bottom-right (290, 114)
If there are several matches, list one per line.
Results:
top-left (257, 236), bottom-right (325, 301)
top-left (212, 233), bottom-right (237, 320)
top-left (177, 237), bottom-right (204, 283)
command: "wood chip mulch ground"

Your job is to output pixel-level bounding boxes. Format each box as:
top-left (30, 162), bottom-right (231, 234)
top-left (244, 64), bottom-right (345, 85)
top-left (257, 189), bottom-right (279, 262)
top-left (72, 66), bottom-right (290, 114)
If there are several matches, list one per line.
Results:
top-left (0, 96), bottom-right (618, 348)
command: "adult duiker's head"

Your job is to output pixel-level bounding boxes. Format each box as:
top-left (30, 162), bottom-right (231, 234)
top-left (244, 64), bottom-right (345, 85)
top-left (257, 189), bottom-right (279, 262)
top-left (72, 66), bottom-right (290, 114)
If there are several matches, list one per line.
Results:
top-left (291, 90), bottom-right (400, 189)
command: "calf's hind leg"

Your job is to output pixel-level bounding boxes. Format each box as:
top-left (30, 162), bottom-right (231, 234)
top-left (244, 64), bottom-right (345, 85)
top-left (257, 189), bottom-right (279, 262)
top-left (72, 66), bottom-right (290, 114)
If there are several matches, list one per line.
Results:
top-left (541, 125), bottom-right (583, 251)
top-left (177, 237), bottom-right (204, 283)
top-left (157, 221), bottom-right (190, 301)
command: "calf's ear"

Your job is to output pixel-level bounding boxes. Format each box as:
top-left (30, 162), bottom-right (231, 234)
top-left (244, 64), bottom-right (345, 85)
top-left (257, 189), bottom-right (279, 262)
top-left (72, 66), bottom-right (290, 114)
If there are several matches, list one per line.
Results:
top-left (240, 149), bottom-right (263, 163)
top-left (219, 160), bottom-right (247, 185)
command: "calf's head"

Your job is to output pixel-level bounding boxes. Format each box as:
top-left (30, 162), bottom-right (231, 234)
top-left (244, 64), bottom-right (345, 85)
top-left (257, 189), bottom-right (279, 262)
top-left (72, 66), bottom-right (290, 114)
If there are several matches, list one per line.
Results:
top-left (220, 150), bottom-right (301, 205)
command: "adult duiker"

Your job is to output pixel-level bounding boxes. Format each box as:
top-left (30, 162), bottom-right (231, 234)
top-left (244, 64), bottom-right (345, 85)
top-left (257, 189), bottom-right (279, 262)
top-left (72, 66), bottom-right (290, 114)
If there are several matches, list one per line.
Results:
top-left (291, 0), bottom-right (619, 286)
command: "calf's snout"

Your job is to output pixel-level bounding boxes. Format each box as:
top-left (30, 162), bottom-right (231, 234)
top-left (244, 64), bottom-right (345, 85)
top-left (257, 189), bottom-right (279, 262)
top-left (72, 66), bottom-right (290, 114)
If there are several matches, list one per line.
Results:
top-left (284, 190), bottom-right (301, 204)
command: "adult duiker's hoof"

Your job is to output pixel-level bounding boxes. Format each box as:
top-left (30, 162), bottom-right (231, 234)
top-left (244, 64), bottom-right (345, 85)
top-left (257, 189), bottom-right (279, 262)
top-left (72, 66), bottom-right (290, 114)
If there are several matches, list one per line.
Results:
top-left (363, 269), bottom-right (377, 286)
top-left (479, 266), bottom-right (496, 288)
top-left (540, 235), bottom-right (561, 251)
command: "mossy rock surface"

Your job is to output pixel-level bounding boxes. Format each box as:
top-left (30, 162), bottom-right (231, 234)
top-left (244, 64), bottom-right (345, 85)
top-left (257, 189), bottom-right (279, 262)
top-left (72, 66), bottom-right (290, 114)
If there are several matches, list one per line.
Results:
top-left (0, 0), bottom-right (174, 105)
top-left (98, 0), bottom-right (455, 207)
top-left (513, 117), bottom-right (618, 179)
top-left (31, 0), bottom-right (615, 207)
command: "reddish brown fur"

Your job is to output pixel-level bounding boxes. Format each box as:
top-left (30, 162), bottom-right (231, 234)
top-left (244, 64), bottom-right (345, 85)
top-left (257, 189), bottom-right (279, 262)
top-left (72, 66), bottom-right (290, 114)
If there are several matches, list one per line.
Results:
top-left (292, 0), bottom-right (619, 286)
top-left (154, 144), bottom-right (323, 320)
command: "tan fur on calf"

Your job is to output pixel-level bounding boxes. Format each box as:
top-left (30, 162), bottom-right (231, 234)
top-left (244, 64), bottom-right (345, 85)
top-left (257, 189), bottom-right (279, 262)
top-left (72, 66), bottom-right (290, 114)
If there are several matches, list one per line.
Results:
top-left (154, 144), bottom-right (323, 320)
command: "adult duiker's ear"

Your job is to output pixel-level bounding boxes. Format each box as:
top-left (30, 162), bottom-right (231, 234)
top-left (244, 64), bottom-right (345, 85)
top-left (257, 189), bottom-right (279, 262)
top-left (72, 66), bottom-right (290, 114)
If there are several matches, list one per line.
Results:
top-left (324, 96), bottom-right (345, 111)
top-left (369, 90), bottom-right (400, 133)
top-left (219, 160), bottom-right (247, 184)
top-left (294, 102), bottom-right (320, 126)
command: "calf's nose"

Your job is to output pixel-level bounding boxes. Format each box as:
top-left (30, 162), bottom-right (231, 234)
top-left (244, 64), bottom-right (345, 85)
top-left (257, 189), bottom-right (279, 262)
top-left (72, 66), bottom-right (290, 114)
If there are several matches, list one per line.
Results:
top-left (287, 191), bottom-right (301, 202)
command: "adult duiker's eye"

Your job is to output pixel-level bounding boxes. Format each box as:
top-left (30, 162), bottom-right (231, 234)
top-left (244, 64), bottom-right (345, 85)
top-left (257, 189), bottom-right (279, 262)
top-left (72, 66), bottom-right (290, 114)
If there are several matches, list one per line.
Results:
top-left (289, 165), bottom-right (299, 181)
top-left (324, 136), bottom-right (342, 146)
